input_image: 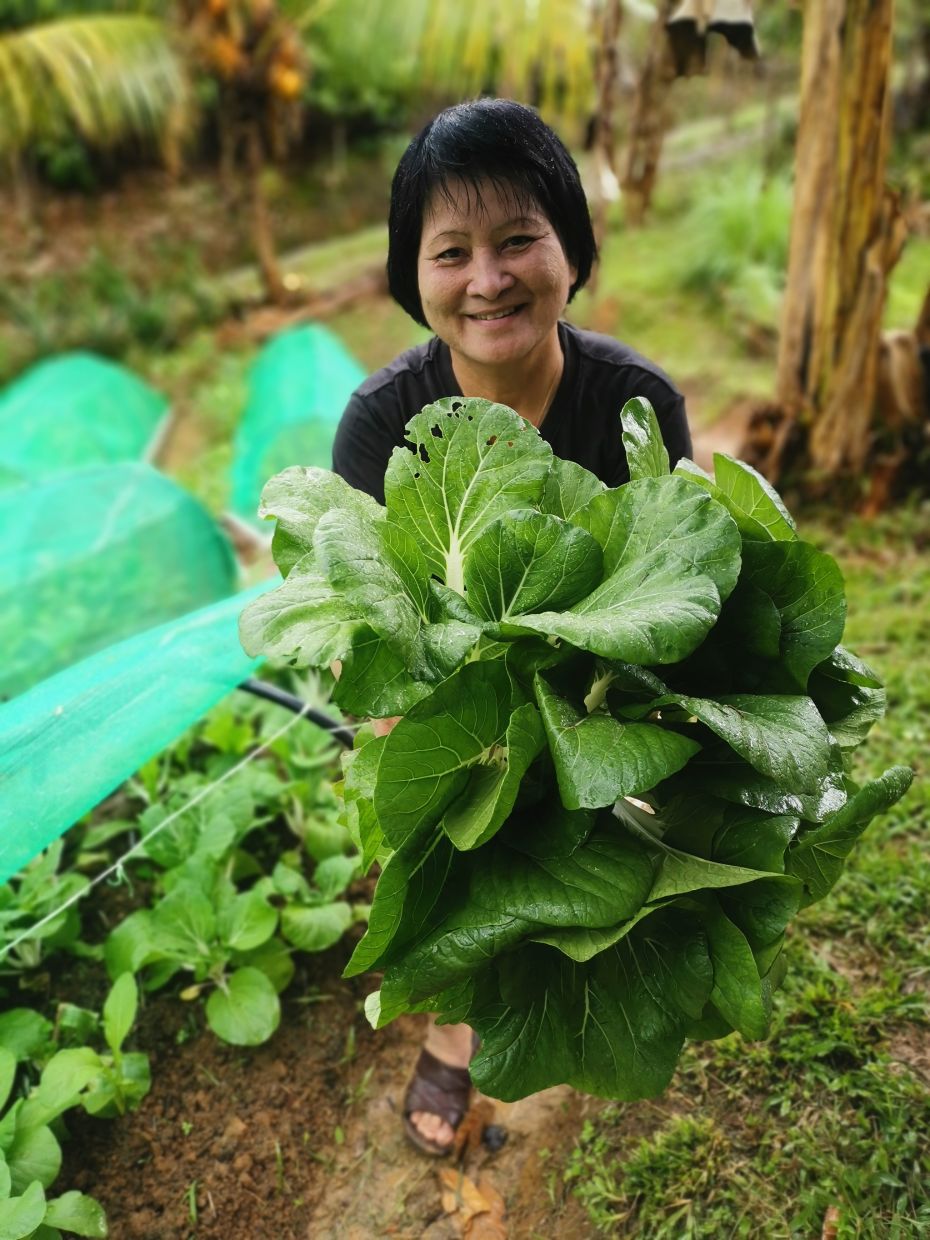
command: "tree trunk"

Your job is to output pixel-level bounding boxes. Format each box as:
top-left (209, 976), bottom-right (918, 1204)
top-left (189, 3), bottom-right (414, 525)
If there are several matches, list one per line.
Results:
top-left (590, 0), bottom-right (624, 263)
top-left (766, 0), bottom-right (907, 489)
top-left (244, 120), bottom-right (288, 306)
top-left (620, 1), bottom-right (676, 227)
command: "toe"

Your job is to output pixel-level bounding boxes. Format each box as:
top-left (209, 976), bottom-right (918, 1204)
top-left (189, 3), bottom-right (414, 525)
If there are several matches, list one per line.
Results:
top-left (410, 1110), bottom-right (454, 1148)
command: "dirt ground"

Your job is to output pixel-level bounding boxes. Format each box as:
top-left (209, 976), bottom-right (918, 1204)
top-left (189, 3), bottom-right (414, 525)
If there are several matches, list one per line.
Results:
top-left (61, 938), bottom-right (597, 1240)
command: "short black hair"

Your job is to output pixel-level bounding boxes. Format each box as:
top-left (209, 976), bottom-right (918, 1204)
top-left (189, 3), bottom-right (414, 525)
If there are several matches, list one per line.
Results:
top-left (387, 98), bottom-right (597, 327)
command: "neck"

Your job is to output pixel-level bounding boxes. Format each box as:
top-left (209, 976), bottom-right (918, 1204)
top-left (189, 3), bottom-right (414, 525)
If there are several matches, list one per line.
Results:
top-left (450, 328), bottom-right (564, 427)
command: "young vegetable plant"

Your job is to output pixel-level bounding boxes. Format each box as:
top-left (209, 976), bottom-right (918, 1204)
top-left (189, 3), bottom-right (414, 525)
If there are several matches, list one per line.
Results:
top-left (98, 693), bottom-right (364, 1048)
top-left (0, 975), bottom-right (149, 1239)
top-left (105, 855), bottom-right (362, 1046)
top-left (0, 843), bottom-right (90, 981)
top-left (240, 396), bottom-right (912, 1103)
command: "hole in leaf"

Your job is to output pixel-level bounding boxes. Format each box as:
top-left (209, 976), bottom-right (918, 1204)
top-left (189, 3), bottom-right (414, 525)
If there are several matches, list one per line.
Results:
top-left (486, 435), bottom-right (498, 446)
top-left (431, 424), bottom-right (444, 438)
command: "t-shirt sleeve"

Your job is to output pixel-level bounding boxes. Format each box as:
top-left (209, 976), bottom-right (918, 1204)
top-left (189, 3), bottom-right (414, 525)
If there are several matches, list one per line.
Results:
top-left (331, 391), bottom-right (400, 505)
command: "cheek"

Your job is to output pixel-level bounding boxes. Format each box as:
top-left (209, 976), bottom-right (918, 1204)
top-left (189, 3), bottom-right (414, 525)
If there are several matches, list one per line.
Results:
top-left (417, 263), bottom-right (458, 314)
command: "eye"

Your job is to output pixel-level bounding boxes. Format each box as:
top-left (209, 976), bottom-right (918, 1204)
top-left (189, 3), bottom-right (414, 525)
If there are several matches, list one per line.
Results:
top-left (501, 235), bottom-right (536, 251)
top-left (434, 247), bottom-right (466, 262)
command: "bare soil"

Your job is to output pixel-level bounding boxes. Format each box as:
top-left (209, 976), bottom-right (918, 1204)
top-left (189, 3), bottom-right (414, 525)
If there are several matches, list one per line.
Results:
top-left (60, 940), bottom-right (596, 1240)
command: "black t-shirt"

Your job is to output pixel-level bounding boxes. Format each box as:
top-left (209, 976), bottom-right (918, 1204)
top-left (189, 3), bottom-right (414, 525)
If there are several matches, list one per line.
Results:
top-left (332, 320), bottom-right (691, 502)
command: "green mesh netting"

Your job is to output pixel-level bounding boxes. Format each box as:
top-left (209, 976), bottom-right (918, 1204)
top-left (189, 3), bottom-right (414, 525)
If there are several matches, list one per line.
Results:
top-left (230, 323), bottom-right (365, 524)
top-left (0, 351), bottom-right (169, 490)
top-left (0, 462), bottom-right (238, 702)
top-left (0, 584), bottom-right (272, 883)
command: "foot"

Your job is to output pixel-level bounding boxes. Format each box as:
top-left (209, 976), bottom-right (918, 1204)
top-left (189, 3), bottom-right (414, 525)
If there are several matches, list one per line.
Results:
top-left (405, 1022), bottom-right (475, 1153)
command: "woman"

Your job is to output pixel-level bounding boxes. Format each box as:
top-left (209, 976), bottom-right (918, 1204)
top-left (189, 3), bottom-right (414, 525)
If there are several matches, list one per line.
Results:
top-left (332, 98), bottom-right (692, 1156)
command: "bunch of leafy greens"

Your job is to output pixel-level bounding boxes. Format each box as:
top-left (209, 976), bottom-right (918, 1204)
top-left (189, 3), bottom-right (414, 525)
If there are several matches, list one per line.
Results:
top-left (240, 397), bottom-right (912, 1102)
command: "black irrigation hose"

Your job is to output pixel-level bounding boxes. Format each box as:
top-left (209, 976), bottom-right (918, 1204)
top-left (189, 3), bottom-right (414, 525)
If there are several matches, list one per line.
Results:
top-left (238, 678), bottom-right (355, 749)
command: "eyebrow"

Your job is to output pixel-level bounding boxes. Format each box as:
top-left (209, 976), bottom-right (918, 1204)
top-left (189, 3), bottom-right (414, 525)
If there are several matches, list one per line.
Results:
top-left (427, 215), bottom-right (544, 242)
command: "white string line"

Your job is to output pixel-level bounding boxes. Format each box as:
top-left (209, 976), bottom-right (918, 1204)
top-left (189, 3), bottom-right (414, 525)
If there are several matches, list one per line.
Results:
top-left (1, 706), bottom-right (361, 963)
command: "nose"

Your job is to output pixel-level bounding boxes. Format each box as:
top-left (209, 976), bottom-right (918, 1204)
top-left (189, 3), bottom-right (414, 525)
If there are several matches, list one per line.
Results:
top-left (466, 247), bottom-right (516, 301)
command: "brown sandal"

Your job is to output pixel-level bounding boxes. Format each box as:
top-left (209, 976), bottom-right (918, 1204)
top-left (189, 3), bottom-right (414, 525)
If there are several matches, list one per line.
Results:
top-left (403, 1040), bottom-right (478, 1157)
top-left (403, 1048), bottom-right (472, 1156)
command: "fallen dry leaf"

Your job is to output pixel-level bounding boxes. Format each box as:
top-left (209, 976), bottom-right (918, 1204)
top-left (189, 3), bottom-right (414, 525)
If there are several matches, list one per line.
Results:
top-left (437, 1167), bottom-right (508, 1238)
top-left (465, 1174), bottom-right (507, 1239)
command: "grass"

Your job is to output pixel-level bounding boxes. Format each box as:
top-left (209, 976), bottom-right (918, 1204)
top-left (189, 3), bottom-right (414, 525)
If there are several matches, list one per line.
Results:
top-left (563, 508), bottom-right (930, 1238)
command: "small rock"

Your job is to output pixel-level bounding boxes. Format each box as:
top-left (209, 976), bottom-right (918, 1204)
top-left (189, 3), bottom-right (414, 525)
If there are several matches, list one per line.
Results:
top-left (481, 1124), bottom-right (509, 1153)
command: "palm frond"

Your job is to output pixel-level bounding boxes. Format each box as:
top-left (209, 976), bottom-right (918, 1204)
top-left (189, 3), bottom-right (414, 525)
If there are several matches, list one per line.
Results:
top-left (0, 14), bottom-right (189, 156)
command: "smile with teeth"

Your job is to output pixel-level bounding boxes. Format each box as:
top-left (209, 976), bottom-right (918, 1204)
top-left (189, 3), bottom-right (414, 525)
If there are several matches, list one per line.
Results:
top-left (468, 305), bottom-right (523, 321)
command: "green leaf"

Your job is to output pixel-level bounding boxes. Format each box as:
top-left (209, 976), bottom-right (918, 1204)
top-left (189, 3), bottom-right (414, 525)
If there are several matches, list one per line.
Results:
top-left (231, 940), bottom-right (295, 995)
top-left (700, 898), bottom-right (768, 1039)
top-left (0, 1159), bottom-right (9, 1202)
top-left (41, 1192), bottom-right (107, 1238)
top-left (719, 876), bottom-right (802, 951)
top-left (0, 1014), bottom-right (52, 1066)
top-left (645, 840), bottom-right (797, 905)
top-left (728, 541), bottom-right (847, 690)
top-left (33, 1050), bottom-right (101, 1124)
top-left (683, 746), bottom-right (847, 822)
top-left (786, 766), bottom-right (914, 907)
top-left (374, 662), bottom-right (519, 849)
top-left (238, 560), bottom-right (358, 667)
top-left (6, 1126), bottom-right (61, 1195)
top-left (344, 832), bottom-right (461, 978)
top-left (535, 676), bottom-right (699, 809)
top-left (504, 801), bottom-right (595, 861)
top-left (315, 510), bottom-right (452, 679)
top-left (216, 890), bottom-right (277, 954)
top-left (620, 396), bottom-right (670, 479)
top-left (540, 456), bottom-right (605, 519)
top-left (440, 703), bottom-right (546, 850)
top-left (384, 398), bottom-right (552, 590)
top-left (205, 969), bottom-right (280, 1046)
top-left (259, 465), bottom-right (383, 577)
top-left (808, 645), bottom-right (886, 750)
top-left (313, 854), bottom-right (359, 902)
top-left (102, 974), bottom-right (137, 1059)
top-left (149, 885), bottom-right (216, 959)
top-left (340, 734), bottom-right (386, 871)
top-left (334, 627), bottom-right (432, 717)
top-left (280, 903), bottom-right (352, 953)
top-left (0, 1054), bottom-right (14, 1115)
top-left (678, 453), bottom-right (796, 541)
top-left (710, 807), bottom-right (798, 873)
top-left (574, 475), bottom-right (742, 598)
top-left (0, 1180), bottom-right (45, 1240)
top-left (508, 477), bottom-right (740, 665)
top-left (505, 560), bottom-right (721, 665)
top-left (468, 912), bottom-right (712, 1101)
top-left (103, 910), bottom-right (163, 980)
top-left (656, 693), bottom-right (834, 795)
top-left (380, 826), bottom-right (656, 1004)
top-left (463, 511), bottom-right (602, 621)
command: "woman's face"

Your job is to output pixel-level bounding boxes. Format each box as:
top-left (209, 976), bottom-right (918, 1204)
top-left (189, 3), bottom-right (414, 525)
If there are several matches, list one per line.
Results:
top-left (416, 177), bottom-right (577, 372)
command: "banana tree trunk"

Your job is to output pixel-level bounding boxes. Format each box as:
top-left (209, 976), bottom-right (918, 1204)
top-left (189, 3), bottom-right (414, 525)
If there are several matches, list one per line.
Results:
top-left (769, 0), bottom-right (907, 488)
top-left (620, 0), bottom-right (676, 227)
top-left (244, 120), bottom-right (288, 306)
top-left (590, 0), bottom-right (624, 259)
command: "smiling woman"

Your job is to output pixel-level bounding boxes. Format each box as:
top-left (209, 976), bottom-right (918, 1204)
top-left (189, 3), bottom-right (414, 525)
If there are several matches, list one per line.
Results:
top-left (332, 98), bottom-right (692, 506)
top-left (329, 97), bottom-right (693, 1157)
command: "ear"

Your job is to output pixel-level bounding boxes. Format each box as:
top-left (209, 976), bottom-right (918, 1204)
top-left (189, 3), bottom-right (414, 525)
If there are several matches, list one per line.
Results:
top-left (569, 262), bottom-right (579, 286)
